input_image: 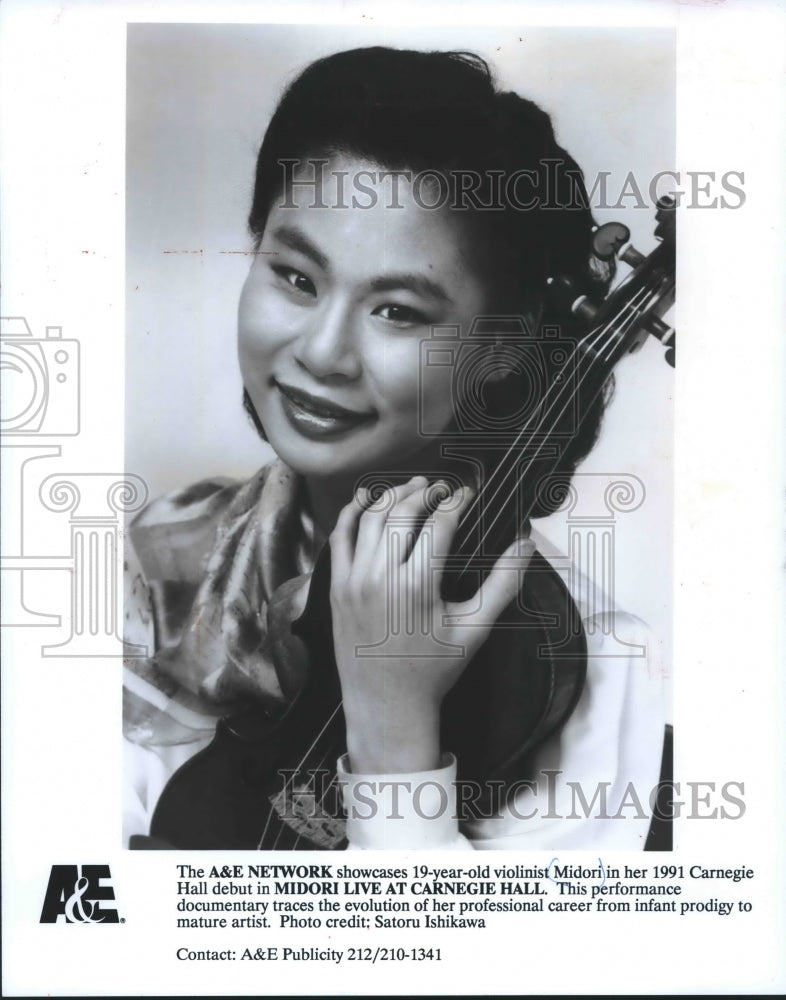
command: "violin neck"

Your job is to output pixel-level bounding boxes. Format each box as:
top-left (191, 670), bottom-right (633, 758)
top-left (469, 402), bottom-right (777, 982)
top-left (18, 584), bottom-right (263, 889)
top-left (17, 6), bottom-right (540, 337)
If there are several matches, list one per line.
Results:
top-left (442, 337), bottom-right (612, 601)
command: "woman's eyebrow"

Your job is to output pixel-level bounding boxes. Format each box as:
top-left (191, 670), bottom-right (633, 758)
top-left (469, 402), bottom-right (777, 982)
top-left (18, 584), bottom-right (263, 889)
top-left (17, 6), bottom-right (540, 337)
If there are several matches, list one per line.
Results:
top-left (270, 225), bottom-right (329, 270)
top-left (369, 274), bottom-right (452, 303)
top-left (270, 225), bottom-right (452, 303)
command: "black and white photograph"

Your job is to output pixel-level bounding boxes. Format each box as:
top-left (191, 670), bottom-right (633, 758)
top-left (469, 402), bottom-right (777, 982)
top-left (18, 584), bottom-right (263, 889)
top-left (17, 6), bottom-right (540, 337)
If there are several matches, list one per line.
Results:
top-left (123, 22), bottom-right (675, 854)
top-left (1, 1), bottom-right (784, 996)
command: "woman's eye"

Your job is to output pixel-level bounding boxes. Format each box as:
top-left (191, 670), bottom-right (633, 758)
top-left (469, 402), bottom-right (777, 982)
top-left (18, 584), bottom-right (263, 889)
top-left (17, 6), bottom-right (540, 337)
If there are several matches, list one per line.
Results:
top-left (374, 304), bottom-right (428, 327)
top-left (272, 265), bottom-right (316, 296)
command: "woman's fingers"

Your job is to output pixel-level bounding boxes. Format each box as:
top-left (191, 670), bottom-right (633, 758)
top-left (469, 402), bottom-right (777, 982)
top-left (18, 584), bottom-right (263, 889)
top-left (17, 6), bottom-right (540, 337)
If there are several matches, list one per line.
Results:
top-left (329, 485), bottom-right (368, 582)
top-left (342, 475), bottom-right (429, 579)
top-left (379, 478), bottom-right (441, 568)
top-left (409, 485), bottom-right (469, 590)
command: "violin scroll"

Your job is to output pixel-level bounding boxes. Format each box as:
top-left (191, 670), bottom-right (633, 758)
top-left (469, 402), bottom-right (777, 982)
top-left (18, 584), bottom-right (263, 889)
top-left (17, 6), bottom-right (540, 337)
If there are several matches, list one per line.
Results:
top-left (548, 194), bottom-right (676, 368)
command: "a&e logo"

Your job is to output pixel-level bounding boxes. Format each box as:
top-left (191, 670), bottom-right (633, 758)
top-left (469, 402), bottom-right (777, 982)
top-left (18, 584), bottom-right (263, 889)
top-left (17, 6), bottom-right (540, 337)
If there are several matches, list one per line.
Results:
top-left (40, 865), bottom-right (120, 923)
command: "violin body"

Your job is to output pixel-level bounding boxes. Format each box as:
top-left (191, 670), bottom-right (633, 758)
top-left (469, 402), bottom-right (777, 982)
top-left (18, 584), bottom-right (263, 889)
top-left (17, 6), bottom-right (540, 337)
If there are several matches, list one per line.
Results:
top-left (149, 544), bottom-right (586, 850)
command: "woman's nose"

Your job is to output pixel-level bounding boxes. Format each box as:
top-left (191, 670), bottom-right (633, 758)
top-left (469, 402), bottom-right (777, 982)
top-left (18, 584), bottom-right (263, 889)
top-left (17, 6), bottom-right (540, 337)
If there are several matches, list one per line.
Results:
top-left (293, 298), bottom-right (361, 382)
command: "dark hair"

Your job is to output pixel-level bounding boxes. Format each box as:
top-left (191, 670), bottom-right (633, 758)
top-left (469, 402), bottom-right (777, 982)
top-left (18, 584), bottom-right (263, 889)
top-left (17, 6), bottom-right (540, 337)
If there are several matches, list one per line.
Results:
top-left (246, 47), bottom-right (613, 518)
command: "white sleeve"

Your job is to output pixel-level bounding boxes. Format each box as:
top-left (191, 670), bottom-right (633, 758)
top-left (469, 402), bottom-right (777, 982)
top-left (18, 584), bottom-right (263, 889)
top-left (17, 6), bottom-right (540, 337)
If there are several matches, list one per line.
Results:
top-left (337, 753), bottom-right (473, 850)
top-left (464, 613), bottom-right (667, 850)
top-left (338, 613), bottom-right (666, 852)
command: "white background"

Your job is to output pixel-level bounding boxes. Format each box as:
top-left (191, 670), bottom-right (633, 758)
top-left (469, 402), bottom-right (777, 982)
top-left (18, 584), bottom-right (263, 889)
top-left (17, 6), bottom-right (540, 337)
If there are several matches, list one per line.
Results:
top-left (1, 0), bottom-right (784, 996)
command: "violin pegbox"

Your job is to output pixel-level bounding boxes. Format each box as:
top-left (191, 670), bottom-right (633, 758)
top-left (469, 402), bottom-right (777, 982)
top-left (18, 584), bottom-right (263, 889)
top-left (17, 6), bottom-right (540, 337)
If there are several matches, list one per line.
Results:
top-left (614, 195), bottom-right (676, 365)
top-left (551, 195), bottom-right (677, 368)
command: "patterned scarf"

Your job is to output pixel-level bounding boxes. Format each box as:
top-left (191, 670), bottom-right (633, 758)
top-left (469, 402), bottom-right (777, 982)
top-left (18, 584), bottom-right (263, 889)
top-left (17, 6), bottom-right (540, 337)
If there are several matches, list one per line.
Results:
top-left (123, 461), bottom-right (323, 751)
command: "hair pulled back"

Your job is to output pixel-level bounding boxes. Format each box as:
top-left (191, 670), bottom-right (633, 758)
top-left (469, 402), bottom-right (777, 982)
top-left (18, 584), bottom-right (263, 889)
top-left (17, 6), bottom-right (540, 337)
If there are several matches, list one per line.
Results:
top-left (248, 47), bottom-right (612, 518)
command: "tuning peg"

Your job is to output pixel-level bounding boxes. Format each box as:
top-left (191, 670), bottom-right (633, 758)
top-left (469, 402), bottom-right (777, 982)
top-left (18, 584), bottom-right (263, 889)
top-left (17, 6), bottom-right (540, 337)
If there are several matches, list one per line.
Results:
top-left (620, 245), bottom-right (645, 268)
top-left (642, 314), bottom-right (676, 367)
top-left (655, 195), bottom-right (677, 240)
top-left (586, 222), bottom-right (632, 293)
top-left (591, 221), bottom-right (631, 260)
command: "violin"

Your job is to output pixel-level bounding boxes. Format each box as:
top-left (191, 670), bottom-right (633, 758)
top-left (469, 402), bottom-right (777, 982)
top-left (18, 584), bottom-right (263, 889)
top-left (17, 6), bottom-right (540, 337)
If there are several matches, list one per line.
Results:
top-left (142, 197), bottom-right (675, 851)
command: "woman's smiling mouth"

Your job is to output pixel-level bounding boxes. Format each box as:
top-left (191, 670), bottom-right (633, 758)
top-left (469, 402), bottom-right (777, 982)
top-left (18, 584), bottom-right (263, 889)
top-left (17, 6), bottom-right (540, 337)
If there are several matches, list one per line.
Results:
top-left (273, 379), bottom-right (378, 439)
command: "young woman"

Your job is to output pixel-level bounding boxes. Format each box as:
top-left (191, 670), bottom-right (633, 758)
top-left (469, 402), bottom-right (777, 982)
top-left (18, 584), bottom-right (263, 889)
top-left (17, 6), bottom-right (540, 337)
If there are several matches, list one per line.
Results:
top-left (123, 46), bottom-right (668, 851)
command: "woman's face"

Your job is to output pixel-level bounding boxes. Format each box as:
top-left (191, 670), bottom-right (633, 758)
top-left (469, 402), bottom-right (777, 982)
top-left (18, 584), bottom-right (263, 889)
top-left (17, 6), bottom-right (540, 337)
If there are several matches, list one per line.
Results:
top-left (238, 155), bottom-right (491, 484)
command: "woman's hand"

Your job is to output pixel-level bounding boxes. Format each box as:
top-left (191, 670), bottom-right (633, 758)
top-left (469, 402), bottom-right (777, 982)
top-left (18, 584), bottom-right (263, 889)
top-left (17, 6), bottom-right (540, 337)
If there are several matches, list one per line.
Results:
top-left (329, 475), bottom-right (536, 774)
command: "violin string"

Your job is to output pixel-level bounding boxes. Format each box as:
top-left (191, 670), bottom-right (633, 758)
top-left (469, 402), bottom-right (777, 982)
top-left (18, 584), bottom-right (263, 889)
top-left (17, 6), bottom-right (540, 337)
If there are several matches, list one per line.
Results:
top-left (479, 285), bottom-right (654, 514)
top-left (277, 726), bottom-right (353, 852)
top-left (469, 288), bottom-right (656, 562)
top-left (264, 723), bottom-right (339, 851)
top-left (259, 701), bottom-right (344, 850)
top-left (269, 741), bottom-right (338, 852)
top-left (481, 284), bottom-right (666, 555)
top-left (264, 702), bottom-right (342, 850)
top-left (287, 743), bottom-right (345, 852)
top-left (455, 286), bottom-right (650, 536)
top-left (453, 323), bottom-right (609, 532)
top-left (459, 286), bottom-right (654, 568)
top-left (504, 285), bottom-right (666, 540)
